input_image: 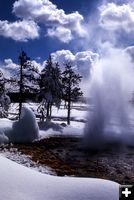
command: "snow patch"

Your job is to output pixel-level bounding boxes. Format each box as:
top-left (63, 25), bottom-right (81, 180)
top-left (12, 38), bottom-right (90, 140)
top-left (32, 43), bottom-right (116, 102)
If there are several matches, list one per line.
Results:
top-left (0, 155), bottom-right (119, 200)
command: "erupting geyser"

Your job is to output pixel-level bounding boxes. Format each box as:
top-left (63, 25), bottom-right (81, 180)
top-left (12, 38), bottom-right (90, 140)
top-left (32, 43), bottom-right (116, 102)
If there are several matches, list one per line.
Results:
top-left (84, 48), bottom-right (134, 149)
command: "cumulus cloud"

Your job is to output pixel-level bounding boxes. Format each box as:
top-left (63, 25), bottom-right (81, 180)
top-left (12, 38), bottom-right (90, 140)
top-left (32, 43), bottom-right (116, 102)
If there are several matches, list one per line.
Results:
top-left (0, 20), bottom-right (39, 42)
top-left (99, 2), bottom-right (134, 33)
top-left (51, 49), bottom-right (99, 95)
top-left (0, 49), bottom-right (99, 96)
top-left (13, 0), bottom-right (87, 43)
top-left (0, 58), bottom-right (42, 79)
top-left (4, 59), bottom-right (19, 70)
top-left (51, 50), bottom-right (99, 78)
top-left (51, 50), bottom-right (75, 64)
top-left (47, 26), bottom-right (73, 43)
top-left (81, 1), bottom-right (134, 49)
top-left (1, 59), bottom-right (19, 78)
top-left (0, 49), bottom-right (99, 83)
top-left (30, 60), bottom-right (43, 72)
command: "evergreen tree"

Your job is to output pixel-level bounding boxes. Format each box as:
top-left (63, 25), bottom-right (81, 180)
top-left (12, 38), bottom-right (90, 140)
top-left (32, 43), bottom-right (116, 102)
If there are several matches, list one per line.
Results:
top-left (62, 64), bottom-right (83, 125)
top-left (18, 50), bottom-right (40, 118)
top-left (40, 56), bottom-right (62, 121)
top-left (0, 70), bottom-right (10, 117)
top-left (22, 60), bottom-right (40, 93)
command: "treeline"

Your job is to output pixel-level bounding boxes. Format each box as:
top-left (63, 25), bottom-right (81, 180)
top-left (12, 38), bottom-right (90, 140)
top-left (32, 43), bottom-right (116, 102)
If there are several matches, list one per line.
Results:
top-left (0, 51), bottom-right (83, 125)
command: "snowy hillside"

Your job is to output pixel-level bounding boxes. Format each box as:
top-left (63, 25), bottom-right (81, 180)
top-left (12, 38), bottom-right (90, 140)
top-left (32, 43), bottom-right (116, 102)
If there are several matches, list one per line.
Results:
top-left (0, 155), bottom-right (119, 200)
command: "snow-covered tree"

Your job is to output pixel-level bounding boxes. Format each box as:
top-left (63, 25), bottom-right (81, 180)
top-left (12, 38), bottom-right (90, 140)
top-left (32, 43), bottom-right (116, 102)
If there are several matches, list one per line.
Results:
top-left (0, 70), bottom-right (11, 118)
top-left (19, 51), bottom-right (40, 93)
top-left (62, 64), bottom-right (83, 125)
top-left (40, 56), bottom-right (62, 121)
top-left (18, 50), bottom-right (40, 118)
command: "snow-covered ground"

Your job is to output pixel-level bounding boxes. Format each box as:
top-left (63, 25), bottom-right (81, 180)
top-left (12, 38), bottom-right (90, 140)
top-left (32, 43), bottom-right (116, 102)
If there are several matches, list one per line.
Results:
top-left (0, 155), bottom-right (119, 200)
top-left (9, 102), bottom-right (88, 123)
top-left (0, 108), bottom-right (85, 142)
top-left (7, 102), bottom-right (88, 139)
top-left (37, 102), bottom-right (87, 138)
top-left (0, 103), bottom-right (120, 200)
top-left (0, 103), bottom-right (87, 175)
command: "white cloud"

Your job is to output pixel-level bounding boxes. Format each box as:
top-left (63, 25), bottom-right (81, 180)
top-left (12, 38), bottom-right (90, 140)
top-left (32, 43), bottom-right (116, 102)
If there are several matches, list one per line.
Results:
top-left (4, 58), bottom-right (19, 70)
top-left (4, 59), bottom-right (19, 69)
top-left (13, 0), bottom-right (87, 43)
top-left (31, 60), bottom-right (43, 72)
top-left (0, 58), bottom-right (42, 79)
top-left (50, 49), bottom-right (99, 96)
top-left (0, 59), bottom-right (19, 78)
top-left (47, 26), bottom-right (73, 43)
top-left (0, 49), bottom-right (99, 85)
top-left (0, 50), bottom-right (99, 96)
top-left (99, 2), bottom-right (134, 33)
top-left (51, 50), bottom-right (75, 64)
top-left (51, 50), bottom-right (99, 78)
top-left (0, 20), bottom-right (39, 42)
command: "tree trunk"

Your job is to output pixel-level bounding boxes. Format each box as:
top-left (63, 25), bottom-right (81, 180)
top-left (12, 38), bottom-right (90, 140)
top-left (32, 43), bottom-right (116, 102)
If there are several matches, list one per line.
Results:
top-left (19, 62), bottom-right (23, 120)
top-left (67, 100), bottom-right (71, 125)
top-left (19, 101), bottom-right (22, 120)
top-left (46, 102), bottom-right (50, 121)
top-left (49, 104), bottom-right (52, 121)
top-left (67, 80), bottom-right (71, 125)
top-left (41, 109), bottom-right (45, 122)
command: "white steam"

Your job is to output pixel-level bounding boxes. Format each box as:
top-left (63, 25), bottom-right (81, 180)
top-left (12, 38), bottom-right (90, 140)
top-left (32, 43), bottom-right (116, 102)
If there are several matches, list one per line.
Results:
top-left (84, 47), bottom-right (134, 149)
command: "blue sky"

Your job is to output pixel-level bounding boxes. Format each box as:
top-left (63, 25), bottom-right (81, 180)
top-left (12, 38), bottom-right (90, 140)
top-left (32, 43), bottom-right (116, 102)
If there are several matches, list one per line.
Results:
top-left (0, 0), bottom-right (100, 63)
top-left (1, 0), bottom-right (134, 83)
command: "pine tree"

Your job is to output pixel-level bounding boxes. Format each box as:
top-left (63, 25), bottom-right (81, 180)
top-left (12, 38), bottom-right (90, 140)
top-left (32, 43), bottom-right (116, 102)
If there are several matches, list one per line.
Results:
top-left (62, 64), bottom-right (83, 125)
top-left (40, 56), bottom-right (62, 121)
top-left (18, 50), bottom-right (40, 118)
top-left (0, 70), bottom-right (10, 117)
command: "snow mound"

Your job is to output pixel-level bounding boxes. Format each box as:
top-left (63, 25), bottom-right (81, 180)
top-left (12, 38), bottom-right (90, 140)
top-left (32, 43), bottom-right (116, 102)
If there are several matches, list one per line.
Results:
top-left (10, 107), bottom-right (39, 143)
top-left (0, 155), bottom-right (119, 200)
top-left (0, 107), bottom-right (39, 143)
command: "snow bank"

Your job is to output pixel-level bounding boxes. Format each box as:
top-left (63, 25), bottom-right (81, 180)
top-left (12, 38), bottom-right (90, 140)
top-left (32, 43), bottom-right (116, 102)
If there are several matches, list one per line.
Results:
top-left (0, 155), bottom-right (119, 200)
top-left (0, 107), bottom-right (39, 143)
top-left (10, 107), bottom-right (39, 143)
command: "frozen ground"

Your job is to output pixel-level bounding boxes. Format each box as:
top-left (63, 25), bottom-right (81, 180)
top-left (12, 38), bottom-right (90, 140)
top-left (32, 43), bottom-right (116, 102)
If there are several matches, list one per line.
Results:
top-left (0, 155), bottom-right (119, 200)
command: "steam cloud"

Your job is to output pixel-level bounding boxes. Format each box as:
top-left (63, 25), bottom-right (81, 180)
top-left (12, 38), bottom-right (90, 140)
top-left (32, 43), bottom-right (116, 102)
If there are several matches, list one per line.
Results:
top-left (84, 45), bottom-right (134, 149)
